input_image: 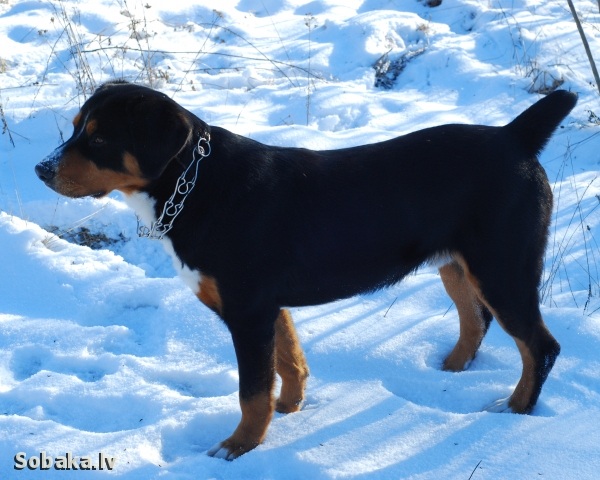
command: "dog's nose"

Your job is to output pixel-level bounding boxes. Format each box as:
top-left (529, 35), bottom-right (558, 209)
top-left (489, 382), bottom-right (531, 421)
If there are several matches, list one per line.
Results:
top-left (35, 162), bottom-right (56, 182)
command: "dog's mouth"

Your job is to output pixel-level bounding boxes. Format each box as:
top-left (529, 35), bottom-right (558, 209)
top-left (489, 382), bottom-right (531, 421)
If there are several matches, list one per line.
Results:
top-left (58, 188), bottom-right (108, 199)
top-left (36, 154), bottom-right (109, 199)
top-left (35, 163), bottom-right (107, 199)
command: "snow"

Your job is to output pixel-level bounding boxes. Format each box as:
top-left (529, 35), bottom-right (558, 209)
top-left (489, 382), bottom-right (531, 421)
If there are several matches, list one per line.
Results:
top-left (1, 0), bottom-right (600, 477)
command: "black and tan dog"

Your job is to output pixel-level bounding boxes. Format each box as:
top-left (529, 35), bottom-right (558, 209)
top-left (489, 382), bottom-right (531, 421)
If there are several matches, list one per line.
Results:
top-left (36, 81), bottom-right (576, 459)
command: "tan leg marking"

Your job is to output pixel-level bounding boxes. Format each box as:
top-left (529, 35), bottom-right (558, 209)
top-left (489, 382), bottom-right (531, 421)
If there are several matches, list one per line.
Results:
top-left (274, 309), bottom-right (309, 413)
top-left (197, 275), bottom-right (223, 315)
top-left (508, 320), bottom-right (558, 413)
top-left (510, 337), bottom-right (537, 413)
top-left (214, 392), bottom-right (274, 460)
top-left (452, 256), bottom-right (558, 413)
top-left (440, 261), bottom-right (487, 371)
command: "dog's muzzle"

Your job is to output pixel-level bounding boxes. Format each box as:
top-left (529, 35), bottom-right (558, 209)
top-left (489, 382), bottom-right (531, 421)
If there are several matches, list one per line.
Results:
top-left (35, 147), bottom-right (63, 188)
top-left (35, 161), bottom-right (57, 183)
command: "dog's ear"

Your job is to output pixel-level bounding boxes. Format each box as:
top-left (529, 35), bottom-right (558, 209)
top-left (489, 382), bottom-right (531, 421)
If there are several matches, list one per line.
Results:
top-left (128, 94), bottom-right (194, 180)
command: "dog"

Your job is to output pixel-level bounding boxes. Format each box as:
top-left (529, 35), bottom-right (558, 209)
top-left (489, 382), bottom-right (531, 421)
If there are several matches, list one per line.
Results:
top-left (35, 81), bottom-right (576, 459)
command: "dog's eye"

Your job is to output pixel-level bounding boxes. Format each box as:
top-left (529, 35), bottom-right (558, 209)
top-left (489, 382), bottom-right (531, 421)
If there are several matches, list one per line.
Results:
top-left (90, 135), bottom-right (106, 147)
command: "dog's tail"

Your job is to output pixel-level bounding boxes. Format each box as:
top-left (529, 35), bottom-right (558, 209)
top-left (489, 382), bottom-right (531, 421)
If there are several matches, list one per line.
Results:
top-left (505, 90), bottom-right (577, 157)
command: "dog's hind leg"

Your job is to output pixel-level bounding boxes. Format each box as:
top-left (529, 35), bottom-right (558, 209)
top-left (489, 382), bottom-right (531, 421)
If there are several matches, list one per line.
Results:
top-left (274, 309), bottom-right (309, 413)
top-left (456, 255), bottom-right (560, 414)
top-left (440, 261), bottom-right (493, 372)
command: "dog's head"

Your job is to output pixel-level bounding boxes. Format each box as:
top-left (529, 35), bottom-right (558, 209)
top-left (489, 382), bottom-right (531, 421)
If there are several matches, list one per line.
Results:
top-left (35, 81), bottom-right (198, 198)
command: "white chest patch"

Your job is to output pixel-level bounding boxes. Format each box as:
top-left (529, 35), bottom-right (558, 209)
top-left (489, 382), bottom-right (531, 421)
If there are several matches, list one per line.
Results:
top-left (125, 192), bottom-right (202, 294)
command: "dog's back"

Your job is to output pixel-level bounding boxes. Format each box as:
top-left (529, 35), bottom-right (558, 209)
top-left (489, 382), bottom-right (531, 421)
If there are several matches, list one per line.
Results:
top-left (228, 92), bottom-right (577, 306)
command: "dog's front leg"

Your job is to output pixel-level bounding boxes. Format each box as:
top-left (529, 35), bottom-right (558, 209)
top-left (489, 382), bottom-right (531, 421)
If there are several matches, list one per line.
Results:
top-left (208, 309), bottom-right (277, 460)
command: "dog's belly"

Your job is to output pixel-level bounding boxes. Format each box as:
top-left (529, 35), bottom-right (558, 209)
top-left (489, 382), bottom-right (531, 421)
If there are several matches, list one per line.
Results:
top-left (125, 192), bottom-right (202, 293)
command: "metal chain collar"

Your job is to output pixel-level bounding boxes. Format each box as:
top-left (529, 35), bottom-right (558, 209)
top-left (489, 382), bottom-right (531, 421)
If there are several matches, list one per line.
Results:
top-left (138, 133), bottom-right (211, 240)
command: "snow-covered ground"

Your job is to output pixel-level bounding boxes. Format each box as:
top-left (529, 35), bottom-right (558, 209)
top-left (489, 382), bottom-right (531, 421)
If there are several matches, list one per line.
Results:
top-left (1, 0), bottom-right (600, 478)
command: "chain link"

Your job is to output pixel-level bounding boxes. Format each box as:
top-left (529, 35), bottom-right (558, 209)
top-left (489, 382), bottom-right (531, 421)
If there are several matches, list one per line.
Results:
top-left (138, 133), bottom-right (211, 240)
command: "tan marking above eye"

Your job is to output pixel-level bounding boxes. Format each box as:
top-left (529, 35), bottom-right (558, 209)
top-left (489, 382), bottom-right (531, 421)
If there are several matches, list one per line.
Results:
top-left (72, 112), bottom-right (82, 127)
top-left (86, 119), bottom-right (98, 136)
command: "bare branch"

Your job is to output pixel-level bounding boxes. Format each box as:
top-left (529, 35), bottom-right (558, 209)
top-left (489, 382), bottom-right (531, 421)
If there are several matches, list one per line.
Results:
top-left (567, 0), bottom-right (600, 95)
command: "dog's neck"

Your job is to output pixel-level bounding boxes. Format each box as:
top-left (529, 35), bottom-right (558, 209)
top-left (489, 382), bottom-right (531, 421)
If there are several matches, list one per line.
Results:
top-left (134, 127), bottom-right (211, 240)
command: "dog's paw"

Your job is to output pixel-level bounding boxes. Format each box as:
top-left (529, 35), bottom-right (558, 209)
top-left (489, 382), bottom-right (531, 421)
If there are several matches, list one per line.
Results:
top-left (207, 442), bottom-right (236, 461)
top-left (207, 437), bottom-right (258, 461)
top-left (442, 356), bottom-right (472, 372)
top-left (484, 396), bottom-right (514, 413)
top-left (207, 441), bottom-right (242, 461)
top-left (275, 397), bottom-right (303, 414)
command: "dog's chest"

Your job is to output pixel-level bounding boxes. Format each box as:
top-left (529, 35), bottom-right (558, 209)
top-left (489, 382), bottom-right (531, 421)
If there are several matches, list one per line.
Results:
top-left (125, 192), bottom-right (202, 294)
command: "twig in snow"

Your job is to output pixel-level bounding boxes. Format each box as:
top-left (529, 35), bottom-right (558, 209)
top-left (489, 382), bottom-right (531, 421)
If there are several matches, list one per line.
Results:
top-left (0, 94), bottom-right (15, 148)
top-left (383, 297), bottom-right (398, 318)
top-left (567, 0), bottom-right (600, 96)
top-left (468, 460), bottom-right (482, 480)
